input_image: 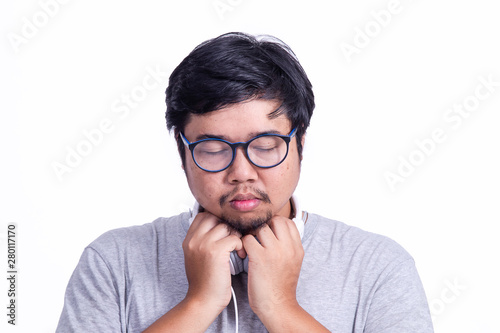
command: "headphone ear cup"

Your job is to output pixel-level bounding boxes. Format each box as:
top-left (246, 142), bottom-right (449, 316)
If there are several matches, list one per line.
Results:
top-left (188, 214), bottom-right (195, 226)
top-left (293, 215), bottom-right (305, 239)
top-left (229, 251), bottom-right (245, 275)
top-left (243, 256), bottom-right (249, 273)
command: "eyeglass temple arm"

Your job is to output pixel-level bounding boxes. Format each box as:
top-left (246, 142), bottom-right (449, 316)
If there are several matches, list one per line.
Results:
top-left (179, 132), bottom-right (191, 146)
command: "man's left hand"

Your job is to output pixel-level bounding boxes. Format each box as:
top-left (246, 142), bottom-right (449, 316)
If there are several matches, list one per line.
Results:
top-left (242, 216), bottom-right (304, 322)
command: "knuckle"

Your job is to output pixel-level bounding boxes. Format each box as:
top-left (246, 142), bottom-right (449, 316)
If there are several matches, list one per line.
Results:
top-left (183, 238), bottom-right (197, 253)
top-left (228, 234), bottom-right (240, 243)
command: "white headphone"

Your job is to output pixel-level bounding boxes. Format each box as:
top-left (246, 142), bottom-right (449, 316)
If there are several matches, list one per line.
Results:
top-left (188, 196), bottom-right (305, 275)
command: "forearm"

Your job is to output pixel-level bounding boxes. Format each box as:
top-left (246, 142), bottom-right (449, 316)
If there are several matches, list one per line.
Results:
top-left (259, 301), bottom-right (330, 333)
top-left (142, 297), bottom-right (218, 333)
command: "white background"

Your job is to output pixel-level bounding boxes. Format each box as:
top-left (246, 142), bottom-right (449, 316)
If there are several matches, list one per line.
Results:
top-left (1, 0), bottom-right (499, 332)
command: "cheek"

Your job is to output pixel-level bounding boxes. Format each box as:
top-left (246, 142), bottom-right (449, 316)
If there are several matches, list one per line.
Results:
top-left (266, 162), bottom-right (298, 193)
top-left (281, 156), bottom-right (301, 189)
top-left (186, 165), bottom-right (222, 200)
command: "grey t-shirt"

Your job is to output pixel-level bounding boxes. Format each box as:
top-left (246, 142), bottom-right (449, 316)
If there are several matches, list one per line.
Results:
top-left (56, 212), bottom-right (433, 332)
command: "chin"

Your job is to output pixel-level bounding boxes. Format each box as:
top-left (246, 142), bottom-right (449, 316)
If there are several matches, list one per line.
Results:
top-left (220, 211), bottom-right (273, 235)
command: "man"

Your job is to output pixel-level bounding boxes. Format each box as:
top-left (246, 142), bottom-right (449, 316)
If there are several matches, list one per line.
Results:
top-left (57, 32), bottom-right (433, 332)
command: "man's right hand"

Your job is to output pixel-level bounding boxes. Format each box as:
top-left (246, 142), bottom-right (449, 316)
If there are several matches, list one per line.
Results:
top-left (182, 212), bottom-right (243, 316)
top-left (143, 212), bottom-right (243, 333)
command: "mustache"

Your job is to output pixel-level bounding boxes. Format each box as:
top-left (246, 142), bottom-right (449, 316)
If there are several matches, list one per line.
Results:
top-left (219, 187), bottom-right (271, 207)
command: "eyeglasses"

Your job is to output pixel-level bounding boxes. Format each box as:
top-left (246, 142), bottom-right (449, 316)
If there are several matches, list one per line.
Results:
top-left (180, 128), bottom-right (297, 172)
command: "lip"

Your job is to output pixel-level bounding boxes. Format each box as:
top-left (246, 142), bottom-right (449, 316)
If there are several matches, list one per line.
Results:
top-left (229, 194), bottom-right (261, 212)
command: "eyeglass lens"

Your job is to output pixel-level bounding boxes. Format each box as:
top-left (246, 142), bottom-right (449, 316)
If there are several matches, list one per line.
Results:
top-left (193, 135), bottom-right (288, 171)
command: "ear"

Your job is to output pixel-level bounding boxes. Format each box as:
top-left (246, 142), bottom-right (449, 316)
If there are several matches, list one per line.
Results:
top-left (174, 129), bottom-right (186, 171)
top-left (300, 132), bottom-right (306, 161)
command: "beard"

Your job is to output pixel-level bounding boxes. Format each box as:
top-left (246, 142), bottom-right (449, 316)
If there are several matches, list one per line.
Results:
top-left (218, 187), bottom-right (273, 235)
top-left (220, 210), bottom-right (273, 235)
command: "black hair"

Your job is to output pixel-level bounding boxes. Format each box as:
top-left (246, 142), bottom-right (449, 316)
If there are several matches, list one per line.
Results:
top-left (165, 32), bottom-right (314, 164)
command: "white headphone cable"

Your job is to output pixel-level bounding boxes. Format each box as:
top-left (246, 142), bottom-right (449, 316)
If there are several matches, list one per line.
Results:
top-left (231, 286), bottom-right (238, 333)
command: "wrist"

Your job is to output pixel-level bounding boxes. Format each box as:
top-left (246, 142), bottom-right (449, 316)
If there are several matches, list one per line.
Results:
top-left (258, 301), bottom-right (330, 333)
top-left (143, 294), bottom-right (223, 333)
top-left (184, 292), bottom-right (223, 317)
top-left (255, 298), bottom-right (301, 326)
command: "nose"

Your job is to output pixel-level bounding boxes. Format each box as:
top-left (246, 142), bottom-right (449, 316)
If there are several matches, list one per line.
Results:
top-left (227, 147), bottom-right (258, 184)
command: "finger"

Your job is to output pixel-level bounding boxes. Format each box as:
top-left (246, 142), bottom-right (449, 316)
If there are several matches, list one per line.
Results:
top-left (217, 234), bottom-right (244, 254)
top-left (227, 227), bottom-right (242, 239)
top-left (205, 223), bottom-right (236, 243)
top-left (242, 234), bottom-right (263, 255)
top-left (267, 217), bottom-right (288, 241)
top-left (254, 223), bottom-right (277, 248)
top-left (189, 212), bottom-right (219, 235)
top-left (269, 217), bottom-right (300, 243)
top-left (225, 228), bottom-right (245, 258)
top-left (236, 247), bottom-right (247, 259)
top-left (287, 219), bottom-right (302, 243)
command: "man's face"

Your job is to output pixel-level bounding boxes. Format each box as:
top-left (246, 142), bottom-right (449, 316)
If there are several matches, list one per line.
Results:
top-left (182, 99), bottom-right (302, 234)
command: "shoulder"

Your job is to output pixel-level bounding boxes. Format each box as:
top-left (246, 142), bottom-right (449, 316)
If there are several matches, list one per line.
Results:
top-left (300, 213), bottom-right (433, 331)
top-left (86, 212), bottom-right (190, 260)
top-left (304, 212), bottom-right (413, 272)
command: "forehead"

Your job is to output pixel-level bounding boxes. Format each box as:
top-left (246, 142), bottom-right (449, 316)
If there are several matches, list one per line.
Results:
top-left (183, 99), bottom-right (291, 140)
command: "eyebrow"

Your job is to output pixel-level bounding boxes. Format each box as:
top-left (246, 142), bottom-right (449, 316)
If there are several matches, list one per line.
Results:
top-left (195, 130), bottom-right (283, 142)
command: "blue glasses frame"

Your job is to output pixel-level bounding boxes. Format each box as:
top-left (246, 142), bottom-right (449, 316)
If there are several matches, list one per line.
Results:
top-left (180, 128), bottom-right (297, 172)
